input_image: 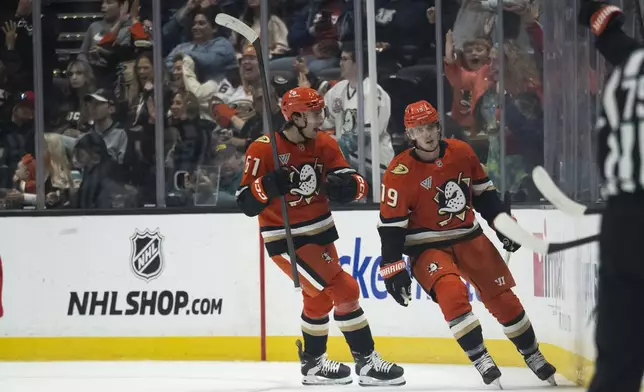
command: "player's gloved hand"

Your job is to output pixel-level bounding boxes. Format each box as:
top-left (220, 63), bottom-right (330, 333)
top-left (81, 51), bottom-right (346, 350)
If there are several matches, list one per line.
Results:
top-left (325, 172), bottom-right (358, 203)
top-left (262, 167), bottom-right (295, 199)
top-left (496, 230), bottom-right (521, 253)
top-left (379, 259), bottom-right (412, 307)
top-left (578, 0), bottom-right (624, 36)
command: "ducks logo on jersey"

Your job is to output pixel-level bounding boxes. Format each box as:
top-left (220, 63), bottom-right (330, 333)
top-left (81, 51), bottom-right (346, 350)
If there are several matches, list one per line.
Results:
top-left (433, 172), bottom-right (472, 227)
top-left (287, 159), bottom-right (324, 207)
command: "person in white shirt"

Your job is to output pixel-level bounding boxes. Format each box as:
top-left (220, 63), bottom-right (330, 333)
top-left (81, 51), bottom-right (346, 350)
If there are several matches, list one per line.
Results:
top-left (321, 42), bottom-right (394, 182)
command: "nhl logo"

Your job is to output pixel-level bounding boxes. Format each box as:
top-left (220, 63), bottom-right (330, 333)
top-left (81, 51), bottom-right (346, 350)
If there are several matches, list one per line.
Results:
top-left (130, 229), bottom-right (165, 282)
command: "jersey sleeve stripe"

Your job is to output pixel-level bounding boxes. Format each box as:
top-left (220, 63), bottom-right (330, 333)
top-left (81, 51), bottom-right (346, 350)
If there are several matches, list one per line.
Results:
top-left (405, 223), bottom-right (480, 246)
top-left (377, 214), bottom-right (409, 228)
top-left (235, 185), bottom-right (249, 198)
top-left (473, 180), bottom-right (496, 195)
top-left (328, 167), bottom-right (357, 175)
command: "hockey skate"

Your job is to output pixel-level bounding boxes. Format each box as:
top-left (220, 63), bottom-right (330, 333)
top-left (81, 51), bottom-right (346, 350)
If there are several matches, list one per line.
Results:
top-left (296, 340), bottom-right (352, 386)
top-left (353, 350), bottom-right (405, 386)
top-left (473, 351), bottom-right (502, 388)
top-left (524, 350), bottom-right (557, 386)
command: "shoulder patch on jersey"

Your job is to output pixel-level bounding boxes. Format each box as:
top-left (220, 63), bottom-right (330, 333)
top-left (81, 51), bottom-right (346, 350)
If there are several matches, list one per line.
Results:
top-left (256, 135), bottom-right (270, 143)
top-left (391, 163), bottom-right (409, 175)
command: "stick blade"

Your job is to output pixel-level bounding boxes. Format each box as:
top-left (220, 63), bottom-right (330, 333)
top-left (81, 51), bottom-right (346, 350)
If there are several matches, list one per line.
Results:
top-left (493, 213), bottom-right (549, 254)
top-left (215, 13), bottom-right (258, 43)
top-left (532, 166), bottom-right (587, 216)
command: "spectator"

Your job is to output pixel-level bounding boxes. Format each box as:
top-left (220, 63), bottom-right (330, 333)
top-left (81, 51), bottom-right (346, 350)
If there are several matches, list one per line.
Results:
top-left (231, 0), bottom-right (289, 57)
top-left (7, 133), bottom-right (74, 208)
top-left (240, 44), bottom-right (261, 92)
top-left (162, 0), bottom-right (219, 56)
top-left (320, 42), bottom-right (393, 181)
top-left (71, 132), bottom-right (135, 209)
top-left (211, 143), bottom-right (242, 207)
top-left (170, 53), bottom-right (185, 94)
top-left (0, 0), bottom-right (58, 97)
top-left (165, 7), bottom-right (237, 84)
top-left (85, 88), bottom-right (128, 164)
top-left (129, 51), bottom-right (169, 129)
top-left (444, 28), bottom-right (493, 131)
top-left (223, 84), bottom-right (284, 152)
top-left (78, 0), bottom-right (132, 86)
top-left (182, 54), bottom-right (251, 122)
top-left (167, 90), bottom-right (212, 182)
top-left (451, 0), bottom-right (530, 50)
top-left (0, 91), bottom-right (34, 189)
top-left (373, 0), bottom-right (443, 66)
top-left (61, 60), bottom-right (97, 138)
top-left (272, 0), bottom-right (343, 73)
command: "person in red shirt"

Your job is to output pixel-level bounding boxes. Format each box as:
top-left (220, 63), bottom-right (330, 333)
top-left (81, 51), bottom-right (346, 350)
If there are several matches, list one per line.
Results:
top-left (236, 87), bottom-right (404, 387)
top-left (378, 100), bottom-right (556, 387)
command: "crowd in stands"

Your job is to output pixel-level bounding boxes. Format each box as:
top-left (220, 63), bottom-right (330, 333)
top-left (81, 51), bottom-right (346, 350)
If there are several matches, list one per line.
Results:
top-left (0, 0), bottom-right (564, 210)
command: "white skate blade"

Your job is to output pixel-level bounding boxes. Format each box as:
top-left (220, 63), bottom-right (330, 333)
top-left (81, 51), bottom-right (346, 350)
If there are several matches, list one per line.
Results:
top-left (546, 375), bottom-right (557, 386)
top-left (302, 374), bottom-right (352, 386)
top-left (358, 375), bottom-right (406, 387)
top-left (491, 377), bottom-right (503, 389)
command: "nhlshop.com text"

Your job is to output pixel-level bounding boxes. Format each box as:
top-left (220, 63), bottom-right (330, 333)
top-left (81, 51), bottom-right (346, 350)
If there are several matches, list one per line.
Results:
top-left (67, 290), bottom-right (223, 316)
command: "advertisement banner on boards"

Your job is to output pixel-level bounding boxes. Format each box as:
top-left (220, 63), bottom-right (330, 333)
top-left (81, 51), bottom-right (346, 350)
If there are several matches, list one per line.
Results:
top-left (0, 214), bottom-right (260, 337)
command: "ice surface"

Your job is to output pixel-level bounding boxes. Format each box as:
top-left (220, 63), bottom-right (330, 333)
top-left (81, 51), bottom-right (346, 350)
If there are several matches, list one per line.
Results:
top-left (0, 361), bottom-right (585, 391)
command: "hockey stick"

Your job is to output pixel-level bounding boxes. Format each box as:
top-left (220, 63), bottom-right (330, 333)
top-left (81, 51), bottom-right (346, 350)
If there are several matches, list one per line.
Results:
top-left (493, 213), bottom-right (599, 255)
top-left (502, 191), bottom-right (512, 265)
top-left (215, 14), bottom-right (301, 290)
top-left (532, 166), bottom-right (604, 216)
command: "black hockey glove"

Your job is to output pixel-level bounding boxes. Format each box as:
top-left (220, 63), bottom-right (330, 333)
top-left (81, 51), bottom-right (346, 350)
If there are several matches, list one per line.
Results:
top-left (578, 0), bottom-right (624, 36)
top-left (325, 172), bottom-right (358, 203)
top-left (495, 215), bottom-right (521, 253)
top-left (262, 167), bottom-right (295, 199)
top-left (379, 259), bottom-right (412, 307)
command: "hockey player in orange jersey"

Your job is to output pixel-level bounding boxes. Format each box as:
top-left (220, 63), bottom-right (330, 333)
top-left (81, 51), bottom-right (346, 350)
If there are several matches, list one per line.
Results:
top-left (236, 87), bottom-right (405, 387)
top-left (377, 100), bottom-right (556, 387)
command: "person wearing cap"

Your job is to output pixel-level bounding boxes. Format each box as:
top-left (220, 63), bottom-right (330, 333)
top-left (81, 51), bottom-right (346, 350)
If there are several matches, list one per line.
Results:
top-left (219, 84), bottom-right (285, 153)
top-left (211, 143), bottom-right (242, 207)
top-left (165, 7), bottom-right (237, 84)
top-left (84, 88), bottom-right (128, 165)
top-left (0, 91), bottom-right (35, 189)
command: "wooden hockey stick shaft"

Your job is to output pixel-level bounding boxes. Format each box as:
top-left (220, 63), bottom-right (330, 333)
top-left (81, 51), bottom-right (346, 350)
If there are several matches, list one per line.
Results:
top-left (215, 14), bottom-right (301, 289)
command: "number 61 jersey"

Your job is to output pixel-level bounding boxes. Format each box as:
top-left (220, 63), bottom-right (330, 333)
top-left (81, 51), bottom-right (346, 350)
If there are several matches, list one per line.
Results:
top-left (237, 131), bottom-right (367, 257)
top-left (378, 139), bottom-right (497, 261)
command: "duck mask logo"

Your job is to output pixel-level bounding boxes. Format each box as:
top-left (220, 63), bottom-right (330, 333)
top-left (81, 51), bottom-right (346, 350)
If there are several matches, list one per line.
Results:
top-left (287, 159), bottom-right (324, 207)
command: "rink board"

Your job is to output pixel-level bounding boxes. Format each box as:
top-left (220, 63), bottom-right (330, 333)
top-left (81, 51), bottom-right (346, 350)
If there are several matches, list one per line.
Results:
top-left (0, 210), bottom-right (599, 385)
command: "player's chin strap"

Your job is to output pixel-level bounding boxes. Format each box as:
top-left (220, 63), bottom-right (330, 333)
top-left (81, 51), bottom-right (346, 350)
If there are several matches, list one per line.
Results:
top-left (293, 115), bottom-right (315, 141)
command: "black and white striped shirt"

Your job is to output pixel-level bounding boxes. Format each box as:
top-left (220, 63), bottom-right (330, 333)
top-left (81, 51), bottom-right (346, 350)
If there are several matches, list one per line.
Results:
top-left (598, 48), bottom-right (644, 198)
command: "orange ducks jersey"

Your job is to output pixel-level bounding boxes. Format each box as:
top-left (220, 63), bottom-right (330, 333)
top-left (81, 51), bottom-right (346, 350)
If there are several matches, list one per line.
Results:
top-left (237, 131), bottom-right (367, 256)
top-left (378, 138), bottom-right (498, 262)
